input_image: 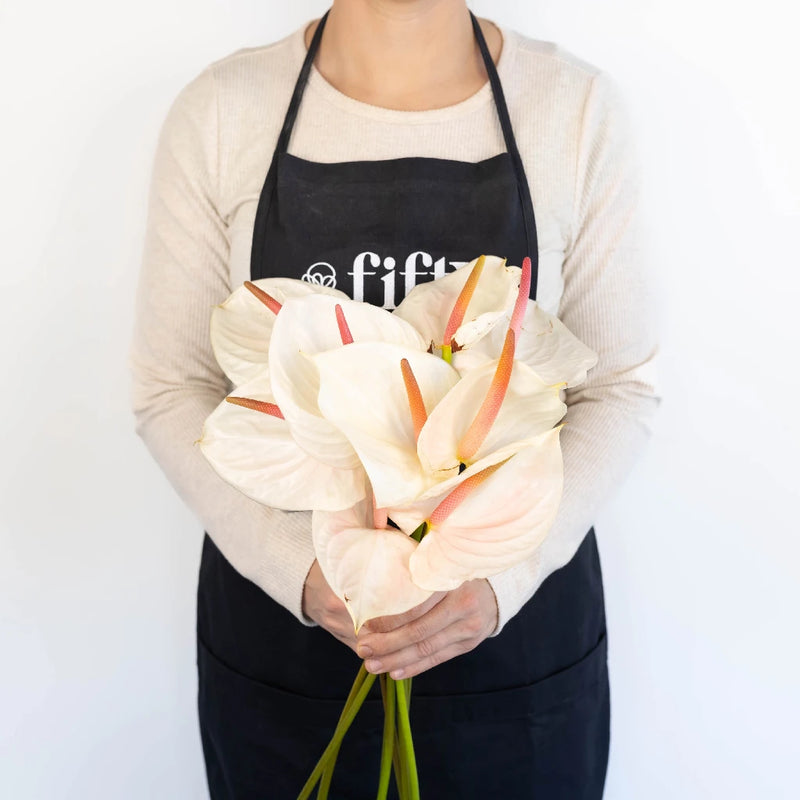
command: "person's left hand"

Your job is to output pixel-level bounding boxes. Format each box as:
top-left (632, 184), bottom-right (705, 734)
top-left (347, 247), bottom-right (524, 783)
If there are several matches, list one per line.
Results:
top-left (355, 579), bottom-right (499, 679)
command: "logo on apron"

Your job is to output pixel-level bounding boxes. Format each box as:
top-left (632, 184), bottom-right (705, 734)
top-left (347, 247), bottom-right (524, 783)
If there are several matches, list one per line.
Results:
top-left (301, 251), bottom-right (469, 309)
top-left (300, 262), bottom-right (337, 288)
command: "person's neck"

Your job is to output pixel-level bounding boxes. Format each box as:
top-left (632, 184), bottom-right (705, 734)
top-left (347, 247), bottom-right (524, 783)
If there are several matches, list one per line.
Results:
top-left (303, 0), bottom-right (502, 111)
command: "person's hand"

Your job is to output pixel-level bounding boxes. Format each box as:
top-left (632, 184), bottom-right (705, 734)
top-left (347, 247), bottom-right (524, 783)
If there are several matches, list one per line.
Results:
top-left (355, 579), bottom-right (499, 679)
top-left (301, 559), bottom-right (359, 653)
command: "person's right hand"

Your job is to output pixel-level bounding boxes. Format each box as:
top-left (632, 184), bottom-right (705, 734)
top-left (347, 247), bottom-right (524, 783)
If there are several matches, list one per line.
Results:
top-left (301, 559), bottom-right (359, 653)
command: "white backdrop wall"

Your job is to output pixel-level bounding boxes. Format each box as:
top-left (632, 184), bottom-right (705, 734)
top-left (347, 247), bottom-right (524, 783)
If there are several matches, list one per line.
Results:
top-left (1, 1), bottom-right (797, 797)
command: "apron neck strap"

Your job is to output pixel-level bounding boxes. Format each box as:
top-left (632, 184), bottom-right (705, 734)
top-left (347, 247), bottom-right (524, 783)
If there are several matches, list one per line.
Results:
top-left (468, 15), bottom-right (539, 285)
top-left (273, 9), bottom-right (330, 156)
top-left (281, 10), bottom-right (519, 160)
top-left (269, 8), bottom-right (539, 296)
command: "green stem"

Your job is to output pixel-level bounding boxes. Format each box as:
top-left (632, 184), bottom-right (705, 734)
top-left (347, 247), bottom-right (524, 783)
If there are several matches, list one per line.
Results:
top-left (394, 678), bottom-right (420, 800)
top-left (377, 675), bottom-right (396, 799)
top-left (296, 664), bottom-right (374, 800)
top-left (318, 669), bottom-right (369, 800)
top-left (317, 740), bottom-right (340, 800)
top-left (390, 711), bottom-right (407, 800)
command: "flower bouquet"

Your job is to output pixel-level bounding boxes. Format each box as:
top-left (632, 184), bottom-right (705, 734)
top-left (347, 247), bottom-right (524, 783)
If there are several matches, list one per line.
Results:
top-left (198, 254), bottom-right (597, 798)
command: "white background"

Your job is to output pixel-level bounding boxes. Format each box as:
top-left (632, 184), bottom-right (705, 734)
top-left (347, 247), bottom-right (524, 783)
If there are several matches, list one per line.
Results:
top-left (1, 1), bottom-right (797, 797)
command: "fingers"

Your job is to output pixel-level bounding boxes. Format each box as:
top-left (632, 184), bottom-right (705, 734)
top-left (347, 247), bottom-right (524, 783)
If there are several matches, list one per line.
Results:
top-left (362, 591), bottom-right (447, 634)
top-left (356, 580), bottom-right (498, 679)
top-left (359, 593), bottom-right (457, 657)
top-left (313, 589), bottom-right (354, 645)
top-left (318, 594), bottom-right (358, 652)
top-left (302, 560), bottom-right (358, 652)
top-left (364, 620), bottom-right (479, 679)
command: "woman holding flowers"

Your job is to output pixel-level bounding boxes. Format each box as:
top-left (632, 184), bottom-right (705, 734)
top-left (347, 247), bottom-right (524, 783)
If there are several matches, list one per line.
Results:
top-left (131, 0), bottom-right (660, 797)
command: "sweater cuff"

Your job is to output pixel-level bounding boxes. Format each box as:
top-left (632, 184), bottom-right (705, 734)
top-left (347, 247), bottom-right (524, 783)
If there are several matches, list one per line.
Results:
top-left (251, 512), bottom-right (320, 628)
top-left (485, 550), bottom-right (543, 636)
top-left (299, 553), bottom-right (319, 626)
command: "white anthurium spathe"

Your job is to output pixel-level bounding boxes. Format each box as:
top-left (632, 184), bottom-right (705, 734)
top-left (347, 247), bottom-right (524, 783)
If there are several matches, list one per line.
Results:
top-left (312, 495), bottom-right (434, 633)
top-left (416, 355), bottom-right (567, 479)
top-left (393, 255), bottom-right (520, 357)
top-left (379, 333), bottom-right (565, 541)
top-left (452, 301), bottom-right (598, 387)
top-left (449, 310), bottom-right (510, 353)
top-left (210, 277), bottom-right (348, 386)
top-left (197, 373), bottom-right (367, 511)
top-left (397, 425), bottom-right (565, 592)
top-left (312, 342), bottom-right (461, 508)
top-left (268, 294), bottom-right (428, 470)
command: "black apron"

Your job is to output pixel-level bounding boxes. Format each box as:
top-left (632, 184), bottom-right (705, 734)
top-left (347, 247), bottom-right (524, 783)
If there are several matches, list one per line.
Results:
top-left (197, 10), bottom-right (609, 798)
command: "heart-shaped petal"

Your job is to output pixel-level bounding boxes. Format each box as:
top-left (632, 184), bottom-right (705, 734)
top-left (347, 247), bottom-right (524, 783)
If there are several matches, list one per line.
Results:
top-left (313, 498), bottom-right (433, 632)
top-left (313, 343), bottom-right (460, 507)
top-left (269, 294), bottom-right (428, 469)
top-left (198, 373), bottom-right (367, 511)
top-left (210, 277), bottom-right (348, 386)
top-left (452, 302), bottom-right (598, 387)
top-left (514, 303), bottom-right (599, 386)
top-left (418, 358), bottom-right (566, 474)
top-left (393, 255), bottom-right (519, 352)
top-left (408, 426), bottom-right (564, 591)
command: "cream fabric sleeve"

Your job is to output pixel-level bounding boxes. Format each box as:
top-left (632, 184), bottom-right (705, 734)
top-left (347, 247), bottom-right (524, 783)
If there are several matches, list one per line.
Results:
top-left (129, 66), bottom-right (318, 625)
top-left (486, 70), bottom-right (662, 635)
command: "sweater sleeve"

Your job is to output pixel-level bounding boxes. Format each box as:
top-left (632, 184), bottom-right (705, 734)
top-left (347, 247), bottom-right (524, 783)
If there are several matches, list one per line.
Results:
top-left (129, 65), bottom-right (318, 625)
top-left (486, 70), bottom-right (662, 635)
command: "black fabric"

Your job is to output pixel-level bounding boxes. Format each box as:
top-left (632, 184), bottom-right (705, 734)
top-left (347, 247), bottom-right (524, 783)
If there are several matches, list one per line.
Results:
top-left (198, 8), bottom-right (609, 798)
top-left (198, 532), bottom-right (608, 799)
top-left (249, 9), bottom-right (540, 304)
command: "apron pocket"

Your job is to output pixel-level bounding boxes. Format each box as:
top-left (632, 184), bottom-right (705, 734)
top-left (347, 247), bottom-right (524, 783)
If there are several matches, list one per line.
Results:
top-left (198, 632), bottom-right (609, 800)
top-left (406, 632), bottom-right (610, 799)
top-left (197, 636), bottom-right (395, 800)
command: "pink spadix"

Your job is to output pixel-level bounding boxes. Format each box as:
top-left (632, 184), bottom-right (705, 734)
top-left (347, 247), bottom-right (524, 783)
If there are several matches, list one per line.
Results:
top-left (225, 396), bottom-right (285, 419)
top-left (400, 358), bottom-right (427, 442)
top-left (510, 256), bottom-right (531, 338)
top-left (244, 280), bottom-right (282, 315)
top-left (441, 255), bottom-right (487, 355)
top-left (456, 255), bottom-right (530, 462)
top-left (457, 328), bottom-right (515, 463)
top-left (335, 304), bottom-right (354, 345)
top-left (428, 458), bottom-right (507, 528)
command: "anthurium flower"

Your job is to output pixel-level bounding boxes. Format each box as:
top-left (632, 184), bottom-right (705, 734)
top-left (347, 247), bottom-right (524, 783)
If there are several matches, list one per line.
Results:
top-left (210, 277), bottom-right (348, 386)
top-left (416, 350), bottom-right (567, 480)
top-left (451, 301), bottom-right (598, 387)
top-left (312, 342), bottom-right (460, 508)
top-left (393, 254), bottom-right (521, 358)
top-left (393, 426), bottom-right (565, 591)
top-left (268, 294), bottom-right (428, 470)
top-left (197, 373), bottom-right (367, 511)
top-left (312, 495), bottom-right (433, 633)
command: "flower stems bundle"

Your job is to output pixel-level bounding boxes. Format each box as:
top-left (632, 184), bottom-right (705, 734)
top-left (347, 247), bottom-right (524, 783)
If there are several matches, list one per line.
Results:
top-left (199, 254), bottom-right (598, 796)
top-left (295, 667), bottom-right (417, 800)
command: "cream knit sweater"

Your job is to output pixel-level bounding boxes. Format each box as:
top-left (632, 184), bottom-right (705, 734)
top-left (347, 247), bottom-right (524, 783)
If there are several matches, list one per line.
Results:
top-left (130, 19), bottom-right (661, 635)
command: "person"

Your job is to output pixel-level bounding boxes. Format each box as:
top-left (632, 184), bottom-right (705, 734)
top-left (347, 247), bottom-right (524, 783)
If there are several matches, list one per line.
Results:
top-left (130, 1), bottom-right (660, 797)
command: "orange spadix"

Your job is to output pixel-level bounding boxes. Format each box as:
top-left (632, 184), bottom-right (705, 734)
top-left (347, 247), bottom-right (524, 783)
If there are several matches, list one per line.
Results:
top-left (226, 396), bottom-right (285, 419)
top-left (244, 281), bottom-right (282, 315)
top-left (428, 459), bottom-right (507, 528)
top-left (400, 358), bottom-right (427, 442)
top-left (335, 304), bottom-right (354, 345)
top-left (457, 328), bottom-right (516, 463)
top-left (441, 255), bottom-right (487, 350)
